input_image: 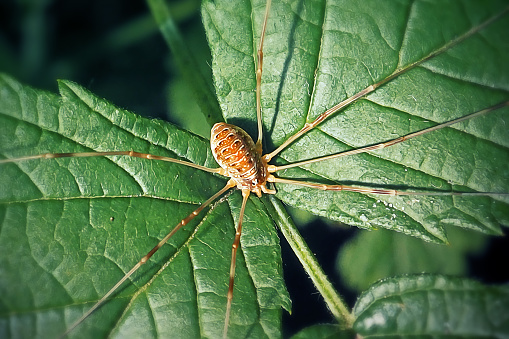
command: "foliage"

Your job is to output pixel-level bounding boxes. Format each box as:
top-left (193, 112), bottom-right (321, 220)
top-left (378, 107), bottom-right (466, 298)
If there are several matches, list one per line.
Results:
top-left (0, 0), bottom-right (508, 338)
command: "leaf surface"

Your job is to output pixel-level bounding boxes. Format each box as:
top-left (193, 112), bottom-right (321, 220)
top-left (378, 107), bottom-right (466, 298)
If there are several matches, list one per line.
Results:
top-left (354, 274), bottom-right (509, 338)
top-left (204, 0), bottom-right (509, 243)
top-left (338, 228), bottom-right (486, 291)
top-left (0, 74), bottom-right (290, 338)
top-left (290, 324), bottom-right (354, 339)
top-left (1, 0), bottom-right (509, 338)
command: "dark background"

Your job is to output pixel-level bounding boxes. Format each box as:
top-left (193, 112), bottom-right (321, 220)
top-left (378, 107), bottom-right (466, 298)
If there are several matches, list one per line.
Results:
top-left (1, 0), bottom-right (507, 337)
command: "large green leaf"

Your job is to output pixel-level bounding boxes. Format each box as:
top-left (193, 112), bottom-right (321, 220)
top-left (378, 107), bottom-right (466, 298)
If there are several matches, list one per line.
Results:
top-left (1, 0), bottom-right (509, 338)
top-left (354, 274), bottom-right (509, 338)
top-left (0, 75), bottom-right (290, 338)
top-left (338, 227), bottom-right (486, 291)
top-left (203, 0), bottom-right (509, 243)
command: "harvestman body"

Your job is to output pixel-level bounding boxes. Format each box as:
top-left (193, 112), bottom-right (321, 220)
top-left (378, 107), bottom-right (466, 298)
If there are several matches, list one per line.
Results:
top-left (1, 0), bottom-right (509, 338)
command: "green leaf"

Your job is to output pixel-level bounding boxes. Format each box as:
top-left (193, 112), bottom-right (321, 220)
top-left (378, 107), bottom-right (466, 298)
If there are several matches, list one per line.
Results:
top-left (353, 274), bottom-right (509, 338)
top-left (290, 324), bottom-right (354, 339)
top-left (2, 0), bottom-right (509, 338)
top-left (0, 74), bottom-right (290, 338)
top-left (203, 0), bottom-right (509, 243)
top-left (338, 227), bottom-right (487, 292)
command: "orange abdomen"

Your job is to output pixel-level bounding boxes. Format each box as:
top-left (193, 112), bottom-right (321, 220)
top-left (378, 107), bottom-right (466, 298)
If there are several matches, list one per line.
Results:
top-left (211, 123), bottom-right (267, 190)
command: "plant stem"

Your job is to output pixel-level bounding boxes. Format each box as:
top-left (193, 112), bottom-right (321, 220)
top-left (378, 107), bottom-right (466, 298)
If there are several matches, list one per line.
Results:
top-left (264, 195), bottom-right (355, 328)
top-left (146, 0), bottom-right (223, 127)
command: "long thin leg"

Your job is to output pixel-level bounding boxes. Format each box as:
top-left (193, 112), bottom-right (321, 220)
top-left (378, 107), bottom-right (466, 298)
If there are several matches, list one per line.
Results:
top-left (263, 7), bottom-right (509, 162)
top-left (223, 189), bottom-right (250, 339)
top-left (270, 177), bottom-right (508, 196)
top-left (264, 84), bottom-right (376, 161)
top-left (268, 101), bottom-right (509, 172)
top-left (61, 181), bottom-right (235, 338)
top-left (0, 150), bottom-right (223, 174)
top-left (255, 0), bottom-right (272, 152)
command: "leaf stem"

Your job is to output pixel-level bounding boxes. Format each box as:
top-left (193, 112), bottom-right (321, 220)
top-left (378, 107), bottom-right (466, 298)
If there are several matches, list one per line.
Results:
top-left (264, 195), bottom-right (355, 328)
top-left (146, 0), bottom-right (223, 127)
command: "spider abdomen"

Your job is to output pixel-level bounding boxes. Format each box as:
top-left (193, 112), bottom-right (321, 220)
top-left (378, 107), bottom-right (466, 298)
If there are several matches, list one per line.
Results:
top-left (211, 123), bottom-right (268, 192)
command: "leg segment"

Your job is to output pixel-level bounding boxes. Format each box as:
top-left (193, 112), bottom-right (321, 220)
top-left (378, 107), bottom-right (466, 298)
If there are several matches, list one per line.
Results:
top-left (0, 150), bottom-right (223, 174)
top-left (269, 101), bottom-right (509, 172)
top-left (263, 7), bottom-right (509, 162)
top-left (256, 0), bottom-right (272, 151)
top-left (61, 182), bottom-right (235, 338)
top-left (270, 177), bottom-right (508, 197)
top-left (223, 189), bottom-right (250, 339)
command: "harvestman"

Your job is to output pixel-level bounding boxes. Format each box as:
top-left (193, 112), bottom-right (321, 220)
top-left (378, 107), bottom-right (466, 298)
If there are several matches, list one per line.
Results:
top-left (1, 0), bottom-right (508, 338)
